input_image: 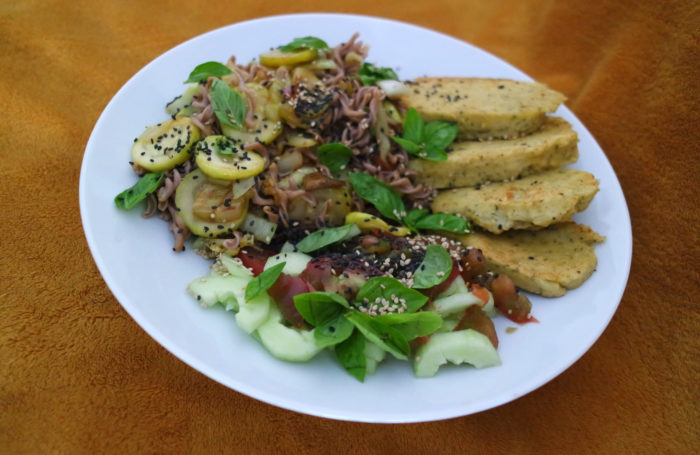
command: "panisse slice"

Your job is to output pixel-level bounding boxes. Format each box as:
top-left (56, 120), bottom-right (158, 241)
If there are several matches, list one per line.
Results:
top-left (431, 169), bottom-right (599, 234)
top-left (408, 117), bottom-right (578, 189)
top-left (398, 78), bottom-right (566, 140)
top-left (454, 223), bottom-right (605, 297)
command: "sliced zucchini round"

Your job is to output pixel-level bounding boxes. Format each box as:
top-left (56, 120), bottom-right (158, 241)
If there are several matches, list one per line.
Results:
top-left (194, 135), bottom-right (265, 180)
top-left (131, 117), bottom-right (200, 172)
top-left (259, 48), bottom-right (317, 67)
top-left (174, 169), bottom-right (249, 237)
top-left (220, 82), bottom-right (283, 145)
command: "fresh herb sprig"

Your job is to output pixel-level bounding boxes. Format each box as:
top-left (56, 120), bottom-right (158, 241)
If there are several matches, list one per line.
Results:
top-left (392, 107), bottom-right (458, 162)
top-left (280, 36), bottom-right (328, 52)
top-left (114, 172), bottom-right (164, 210)
top-left (245, 262), bottom-right (286, 301)
top-left (209, 78), bottom-right (247, 129)
top-left (348, 173), bottom-right (471, 234)
top-left (292, 276), bottom-right (444, 381)
top-left (185, 61), bottom-right (233, 84)
top-left (358, 62), bottom-right (399, 86)
top-left (316, 143), bottom-right (354, 173)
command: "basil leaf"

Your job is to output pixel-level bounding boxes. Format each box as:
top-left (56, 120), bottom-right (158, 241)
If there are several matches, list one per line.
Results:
top-left (413, 212), bottom-right (471, 234)
top-left (185, 61), bottom-right (233, 84)
top-left (412, 244), bottom-right (453, 289)
top-left (358, 62), bottom-right (399, 86)
top-left (295, 224), bottom-right (360, 253)
top-left (355, 276), bottom-right (428, 313)
top-left (293, 292), bottom-right (350, 326)
top-left (114, 172), bottom-right (163, 210)
top-left (416, 143), bottom-right (448, 162)
top-left (373, 311), bottom-right (443, 340)
top-left (345, 310), bottom-right (410, 360)
top-left (404, 208), bottom-right (427, 231)
top-left (335, 330), bottom-right (366, 382)
top-left (348, 172), bottom-right (405, 222)
top-left (314, 314), bottom-right (354, 348)
top-left (402, 107), bottom-right (424, 144)
top-left (245, 262), bottom-right (285, 301)
top-left (316, 143), bottom-right (353, 173)
top-left (280, 36), bottom-right (328, 52)
top-left (391, 136), bottom-right (421, 154)
top-left (425, 121), bottom-right (458, 149)
top-left (209, 78), bottom-right (247, 128)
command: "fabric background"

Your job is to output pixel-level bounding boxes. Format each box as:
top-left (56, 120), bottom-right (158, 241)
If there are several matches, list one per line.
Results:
top-left (1, 0), bottom-right (697, 453)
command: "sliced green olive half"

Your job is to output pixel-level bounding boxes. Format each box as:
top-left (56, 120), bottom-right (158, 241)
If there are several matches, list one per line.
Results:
top-left (259, 48), bottom-right (317, 67)
top-left (220, 82), bottom-right (283, 145)
top-left (195, 135), bottom-right (265, 180)
top-left (131, 117), bottom-right (200, 172)
top-left (174, 169), bottom-right (249, 237)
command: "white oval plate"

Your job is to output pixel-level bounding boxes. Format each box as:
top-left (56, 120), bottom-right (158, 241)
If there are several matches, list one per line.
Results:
top-left (80, 13), bottom-right (632, 423)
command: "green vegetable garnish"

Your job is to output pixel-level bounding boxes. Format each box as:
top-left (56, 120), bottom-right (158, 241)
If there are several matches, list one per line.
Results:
top-left (293, 292), bottom-right (354, 348)
top-left (314, 314), bottom-right (355, 348)
top-left (335, 330), bottom-right (367, 381)
top-left (185, 61), bottom-right (233, 84)
top-left (114, 172), bottom-right (164, 210)
top-left (412, 244), bottom-right (454, 289)
top-left (348, 172), bottom-right (406, 222)
top-left (392, 107), bottom-right (458, 162)
top-left (408, 211), bottom-right (471, 234)
top-left (372, 311), bottom-right (443, 340)
top-left (209, 79), bottom-right (247, 129)
top-left (345, 310), bottom-right (410, 360)
top-left (295, 224), bottom-right (360, 253)
top-left (358, 62), bottom-right (399, 86)
top-left (356, 276), bottom-right (428, 313)
top-left (293, 292), bottom-right (350, 326)
top-left (316, 142), bottom-right (353, 173)
top-left (245, 262), bottom-right (286, 301)
top-left (280, 36), bottom-right (328, 52)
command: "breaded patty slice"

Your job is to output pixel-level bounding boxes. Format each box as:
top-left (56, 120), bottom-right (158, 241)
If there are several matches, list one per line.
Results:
top-left (398, 78), bottom-right (566, 140)
top-left (454, 223), bottom-right (605, 297)
top-left (431, 169), bottom-right (599, 234)
top-left (408, 117), bottom-right (578, 189)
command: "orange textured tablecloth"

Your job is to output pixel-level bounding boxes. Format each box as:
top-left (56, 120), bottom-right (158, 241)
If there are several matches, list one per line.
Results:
top-left (1, 0), bottom-right (698, 453)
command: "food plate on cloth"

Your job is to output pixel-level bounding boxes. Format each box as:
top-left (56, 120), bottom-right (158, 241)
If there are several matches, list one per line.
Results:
top-left (79, 13), bottom-right (632, 423)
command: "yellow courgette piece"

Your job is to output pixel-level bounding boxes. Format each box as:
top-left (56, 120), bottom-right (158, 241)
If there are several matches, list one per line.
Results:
top-left (345, 212), bottom-right (411, 236)
top-left (174, 169), bottom-right (249, 237)
top-left (259, 48), bottom-right (317, 67)
top-left (131, 118), bottom-right (200, 172)
top-left (194, 135), bottom-right (265, 180)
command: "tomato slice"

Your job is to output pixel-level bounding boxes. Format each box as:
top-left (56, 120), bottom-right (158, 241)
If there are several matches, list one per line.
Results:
top-left (491, 275), bottom-right (537, 323)
top-left (237, 247), bottom-right (274, 276)
top-left (455, 305), bottom-right (499, 348)
top-left (267, 274), bottom-right (313, 328)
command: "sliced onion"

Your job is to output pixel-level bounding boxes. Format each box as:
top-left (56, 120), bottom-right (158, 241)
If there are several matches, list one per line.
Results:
top-left (232, 177), bottom-right (255, 199)
top-left (377, 80), bottom-right (409, 97)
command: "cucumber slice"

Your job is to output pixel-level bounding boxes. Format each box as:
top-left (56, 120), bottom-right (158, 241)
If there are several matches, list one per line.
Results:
top-left (195, 135), bottom-right (265, 180)
top-left (433, 276), bottom-right (484, 316)
top-left (235, 292), bottom-right (271, 334)
top-left (364, 341), bottom-right (386, 376)
top-left (414, 329), bottom-right (501, 378)
top-left (264, 252), bottom-right (311, 277)
top-left (174, 169), bottom-right (249, 237)
top-left (187, 268), bottom-right (248, 312)
top-left (131, 117), bottom-right (200, 172)
top-left (255, 307), bottom-right (321, 362)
